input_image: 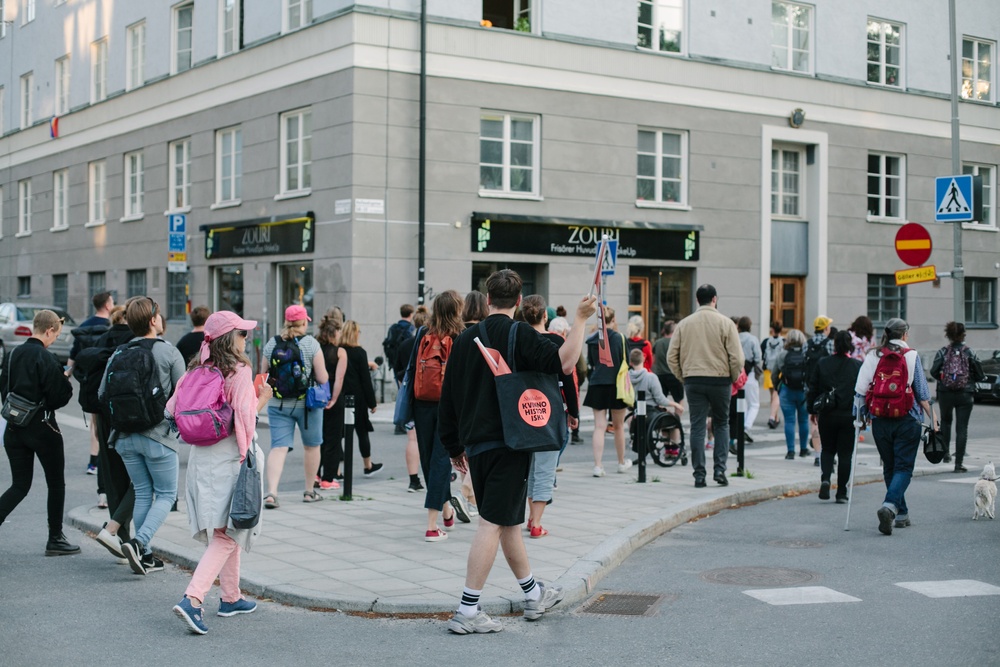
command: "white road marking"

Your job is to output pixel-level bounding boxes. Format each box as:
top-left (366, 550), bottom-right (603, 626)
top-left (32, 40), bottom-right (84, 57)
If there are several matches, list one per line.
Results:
top-left (743, 586), bottom-right (862, 605)
top-left (896, 580), bottom-right (1000, 598)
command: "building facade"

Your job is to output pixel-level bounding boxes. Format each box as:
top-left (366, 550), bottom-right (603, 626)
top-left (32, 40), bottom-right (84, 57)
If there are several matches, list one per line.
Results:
top-left (1, 0), bottom-right (998, 359)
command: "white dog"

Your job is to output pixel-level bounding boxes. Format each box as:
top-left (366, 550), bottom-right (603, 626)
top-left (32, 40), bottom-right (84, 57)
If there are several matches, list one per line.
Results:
top-left (972, 462), bottom-right (997, 520)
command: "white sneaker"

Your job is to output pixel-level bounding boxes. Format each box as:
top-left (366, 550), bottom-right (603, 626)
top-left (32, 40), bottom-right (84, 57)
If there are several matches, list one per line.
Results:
top-left (96, 525), bottom-right (125, 559)
top-left (617, 459), bottom-right (633, 473)
top-left (593, 466), bottom-right (605, 477)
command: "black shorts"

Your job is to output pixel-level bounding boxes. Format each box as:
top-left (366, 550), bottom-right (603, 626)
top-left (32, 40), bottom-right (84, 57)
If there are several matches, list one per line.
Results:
top-left (582, 384), bottom-right (629, 411)
top-left (656, 373), bottom-right (684, 403)
top-left (468, 447), bottom-right (531, 527)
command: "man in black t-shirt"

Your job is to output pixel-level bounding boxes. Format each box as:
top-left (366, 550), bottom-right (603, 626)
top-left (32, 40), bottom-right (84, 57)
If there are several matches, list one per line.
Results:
top-left (439, 269), bottom-right (595, 634)
top-left (175, 305), bottom-right (210, 365)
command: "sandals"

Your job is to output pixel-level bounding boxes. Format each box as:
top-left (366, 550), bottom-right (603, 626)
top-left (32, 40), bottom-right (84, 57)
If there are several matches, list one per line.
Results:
top-left (529, 525), bottom-right (548, 539)
top-left (302, 491), bottom-right (323, 503)
top-left (264, 493), bottom-right (280, 509)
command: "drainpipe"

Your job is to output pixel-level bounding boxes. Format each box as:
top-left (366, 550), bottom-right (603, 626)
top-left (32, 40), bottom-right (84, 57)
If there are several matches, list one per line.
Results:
top-left (417, 0), bottom-right (427, 304)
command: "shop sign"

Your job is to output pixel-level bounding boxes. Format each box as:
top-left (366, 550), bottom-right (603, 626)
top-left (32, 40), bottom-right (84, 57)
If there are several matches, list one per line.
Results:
top-left (203, 213), bottom-right (315, 259)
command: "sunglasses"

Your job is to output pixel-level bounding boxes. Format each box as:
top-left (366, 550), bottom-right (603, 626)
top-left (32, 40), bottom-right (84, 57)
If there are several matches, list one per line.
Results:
top-left (238, 330), bottom-right (249, 338)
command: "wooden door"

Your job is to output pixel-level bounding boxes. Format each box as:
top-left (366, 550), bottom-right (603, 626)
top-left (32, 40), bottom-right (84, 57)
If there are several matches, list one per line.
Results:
top-left (628, 277), bottom-right (649, 339)
top-left (770, 276), bottom-right (804, 332)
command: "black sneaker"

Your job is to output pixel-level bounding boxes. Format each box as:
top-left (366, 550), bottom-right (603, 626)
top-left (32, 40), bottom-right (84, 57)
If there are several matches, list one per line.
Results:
top-left (394, 424), bottom-right (407, 435)
top-left (877, 507), bottom-right (895, 535)
top-left (407, 479), bottom-right (424, 493)
top-left (122, 538), bottom-right (148, 575)
top-left (819, 481), bottom-right (831, 500)
top-left (694, 478), bottom-right (707, 488)
top-left (744, 433), bottom-right (754, 444)
top-left (784, 452), bottom-right (795, 460)
top-left (713, 474), bottom-right (729, 487)
top-left (140, 553), bottom-right (164, 573)
top-left (364, 463), bottom-right (384, 477)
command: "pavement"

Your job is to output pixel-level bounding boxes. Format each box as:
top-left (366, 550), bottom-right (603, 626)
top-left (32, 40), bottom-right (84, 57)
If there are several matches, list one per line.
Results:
top-left (66, 404), bottom-right (1000, 616)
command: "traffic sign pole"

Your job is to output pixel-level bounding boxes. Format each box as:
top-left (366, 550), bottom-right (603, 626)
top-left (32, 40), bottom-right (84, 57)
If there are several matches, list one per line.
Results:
top-left (948, 0), bottom-right (964, 324)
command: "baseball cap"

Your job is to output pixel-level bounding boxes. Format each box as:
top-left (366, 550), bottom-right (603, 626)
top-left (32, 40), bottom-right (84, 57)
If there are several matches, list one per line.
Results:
top-left (200, 311), bottom-right (258, 363)
top-left (813, 316), bottom-right (833, 332)
top-left (284, 304), bottom-right (311, 322)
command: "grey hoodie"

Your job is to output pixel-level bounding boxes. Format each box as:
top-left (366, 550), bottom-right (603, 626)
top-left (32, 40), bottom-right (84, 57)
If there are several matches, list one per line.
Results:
top-left (628, 366), bottom-right (670, 408)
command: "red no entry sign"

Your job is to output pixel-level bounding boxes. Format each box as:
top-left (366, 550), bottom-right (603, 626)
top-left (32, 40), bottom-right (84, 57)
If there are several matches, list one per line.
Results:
top-left (895, 222), bottom-right (932, 267)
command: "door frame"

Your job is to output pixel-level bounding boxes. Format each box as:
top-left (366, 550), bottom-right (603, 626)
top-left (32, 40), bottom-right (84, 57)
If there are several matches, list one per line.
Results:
top-left (627, 276), bottom-right (649, 339)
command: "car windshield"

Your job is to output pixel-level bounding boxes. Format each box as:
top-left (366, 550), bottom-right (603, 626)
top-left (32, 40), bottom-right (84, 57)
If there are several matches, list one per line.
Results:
top-left (16, 306), bottom-right (76, 327)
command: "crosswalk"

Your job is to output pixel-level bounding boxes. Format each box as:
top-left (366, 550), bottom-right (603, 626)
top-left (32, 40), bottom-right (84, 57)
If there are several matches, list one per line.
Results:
top-left (744, 580), bottom-right (1000, 605)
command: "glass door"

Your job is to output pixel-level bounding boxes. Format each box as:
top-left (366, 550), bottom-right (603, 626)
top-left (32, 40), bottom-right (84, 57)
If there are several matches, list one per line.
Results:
top-left (277, 261), bottom-right (314, 321)
top-left (214, 265), bottom-right (244, 317)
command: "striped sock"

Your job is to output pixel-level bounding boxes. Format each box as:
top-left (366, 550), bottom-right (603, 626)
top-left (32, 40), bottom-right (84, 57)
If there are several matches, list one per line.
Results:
top-left (459, 587), bottom-right (482, 617)
top-left (518, 574), bottom-right (540, 601)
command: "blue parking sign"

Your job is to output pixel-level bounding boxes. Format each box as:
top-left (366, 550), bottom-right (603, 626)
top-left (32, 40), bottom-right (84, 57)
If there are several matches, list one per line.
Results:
top-left (935, 175), bottom-right (974, 222)
top-left (169, 214), bottom-right (187, 233)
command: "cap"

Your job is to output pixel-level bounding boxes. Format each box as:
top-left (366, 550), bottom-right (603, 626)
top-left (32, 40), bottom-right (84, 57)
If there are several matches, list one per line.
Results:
top-left (284, 304), bottom-right (311, 323)
top-left (200, 311), bottom-right (258, 363)
top-left (813, 316), bottom-right (833, 332)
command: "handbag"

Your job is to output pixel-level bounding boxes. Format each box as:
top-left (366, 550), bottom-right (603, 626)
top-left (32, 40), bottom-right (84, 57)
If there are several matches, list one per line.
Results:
top-left (811, 388), bottom-right (837, 414)
top-left (2, 351), bottom-right (45, 428)
top-left (229, 445), bottom-right (263, 529)
top-left (615, 333), bottom-right (636, 407)
top-left (305, 381), bottom-right (331, 409)
top-left (476, 322), bottom-right (566, 453)
top-left (921, 424), bottom-right (945, 464)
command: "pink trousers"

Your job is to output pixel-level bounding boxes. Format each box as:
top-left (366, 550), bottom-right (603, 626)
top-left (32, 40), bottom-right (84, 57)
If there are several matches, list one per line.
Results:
top-left (185, 528), bottom-right (242, 603)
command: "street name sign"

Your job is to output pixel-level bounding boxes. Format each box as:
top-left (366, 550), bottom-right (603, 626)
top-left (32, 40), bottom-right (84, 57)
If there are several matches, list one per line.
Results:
top-left (895, 265), bottom-right (936, 286)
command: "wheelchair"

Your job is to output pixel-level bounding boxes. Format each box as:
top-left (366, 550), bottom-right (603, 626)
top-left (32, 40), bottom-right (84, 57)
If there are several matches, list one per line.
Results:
top-left (625, 406), bottom-right (687, 468)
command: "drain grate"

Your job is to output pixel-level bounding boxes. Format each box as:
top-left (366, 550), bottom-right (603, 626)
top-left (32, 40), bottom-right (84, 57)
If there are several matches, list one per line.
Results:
top-left (578, 592), bottom-right (666, 617)
top-left (766, 539), bottom-right (824, 549)
top-left (700, 566), bottom-right (819, 586)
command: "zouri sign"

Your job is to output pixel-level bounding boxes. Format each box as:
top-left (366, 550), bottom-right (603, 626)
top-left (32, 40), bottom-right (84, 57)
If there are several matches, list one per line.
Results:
top-left (202, 213), bottom-right (315, 259)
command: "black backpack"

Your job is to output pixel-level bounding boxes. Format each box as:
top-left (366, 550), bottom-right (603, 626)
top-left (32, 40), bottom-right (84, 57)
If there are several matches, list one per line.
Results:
top-left (75, 346), bottom-right (115, 414)
top-left (269, 336), bottom-right (310, 400)
top-left (803, 338), bottom-right (830, 387)
top-left (382, 322), bottom-right (412, 371)
top-left (103, 339), bottom-right (167, 433)
top-left (71, 324), bottom-right (110, 358)
top-left (780, 348), bottom-right (807, 390)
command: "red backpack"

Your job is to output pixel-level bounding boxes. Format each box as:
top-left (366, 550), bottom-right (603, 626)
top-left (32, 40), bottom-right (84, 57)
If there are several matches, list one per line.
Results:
top-left (413, 332), bottom-right (453, 402)
top-left (865, 347), bottom-right (915, 418)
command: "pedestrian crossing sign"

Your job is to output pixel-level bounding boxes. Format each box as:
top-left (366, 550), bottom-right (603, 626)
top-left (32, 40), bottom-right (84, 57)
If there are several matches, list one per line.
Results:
top-left (600, 240), bottom-right (618, 276)
top-left (935, 175), bottom-right (974, 222)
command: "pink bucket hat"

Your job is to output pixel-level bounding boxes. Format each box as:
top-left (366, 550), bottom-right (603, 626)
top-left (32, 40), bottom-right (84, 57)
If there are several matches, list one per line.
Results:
top-left (284, 304), bottom-right (311, 322)
top-left (199, 311), bottom-right (258, 363)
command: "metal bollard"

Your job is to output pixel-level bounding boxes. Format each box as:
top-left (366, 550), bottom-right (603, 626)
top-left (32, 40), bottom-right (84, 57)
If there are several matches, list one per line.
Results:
top-left (636, 390), bottom-right (646, 483)
top-left (735, 388), bottom-right (746, 476)
top-left (342, 395), bottom-right (355, 500)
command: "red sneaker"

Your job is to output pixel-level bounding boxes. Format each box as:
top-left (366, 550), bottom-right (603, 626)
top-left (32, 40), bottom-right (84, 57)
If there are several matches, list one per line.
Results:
top-left (529, 525), bottom-right (548, 539)
top-left (425, 529), bottom-right (448, 542)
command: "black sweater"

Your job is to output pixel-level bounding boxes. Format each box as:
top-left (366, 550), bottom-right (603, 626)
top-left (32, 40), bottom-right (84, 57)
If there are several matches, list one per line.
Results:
top-left (585, 329), bottom-right (625, 386)
top-left (544, 332), bottom-right (579, 419)
top-left (806, 354), bottom-right (862, 417)
top-left (342, 346), bottom-right (376, 410)
top-left (2, 338), bottom-right (73, 427)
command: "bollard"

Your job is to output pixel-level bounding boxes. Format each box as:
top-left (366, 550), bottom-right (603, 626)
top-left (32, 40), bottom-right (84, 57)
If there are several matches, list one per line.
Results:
top-left (636, 390), bottom-right (646, 483)
top-left (735, 387), bottom-right (746, 476)
top-left (342, 395), bottom-right (355, 501)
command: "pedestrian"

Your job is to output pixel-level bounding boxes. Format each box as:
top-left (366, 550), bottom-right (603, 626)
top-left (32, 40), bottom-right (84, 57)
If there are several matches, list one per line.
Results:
top-left (736, 316), bottom-right (762, 441)
top-left (653, 321), bottom-right (683, 403)
top-left (100, 296), bottom-right (186, 574)
top-left (316, 308), bottom-right (347, 490)
top-left (805, 316), bottom-right (835, 466)
top-left (176, 305), bottom-right (211, 366)
top-left (584, 306), bottom-right (631, 477)
top-left (761, 321), bottom-right (785, 429)
top-left (628, 349), bottom-right (683, 446)
top-left (929, 321), bottom-right (985, 473)
top-left (384, 304), bottom-right (416, 436)
top-left (339, 320), bottom-right (383, 476)
top-left (847, 316), bottom-right (875, 362)
top-left (67, 291), bottom-right (113, 489)
top-left (807, 330), bottom-right (862, 503)
top-left (261, 304), bottom-right (329, 507)
top-left (169, 311), bottom-right (272, 635)
top-left (855, 318), bottom-right (936, 535)
top-left (0, 309), bottom-right (79, 556)
top-left (462, 292), bottom-right (489, 329)
top-left (396, 308), bottom-right (429, 492)
top-left (439, 269), bottom-right (596, 633)
top-left (773, 328), bottom-right (810, 460)
top-left (625, 315), bottom-right (654, 371)
top-left (667, 284), bottom-right (744, 488)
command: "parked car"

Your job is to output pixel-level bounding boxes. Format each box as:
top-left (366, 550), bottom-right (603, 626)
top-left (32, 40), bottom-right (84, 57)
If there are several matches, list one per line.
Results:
top-left (0, 302), bottom-right (77, 369)
top-left (974, 350), bottom-right (1000, 402)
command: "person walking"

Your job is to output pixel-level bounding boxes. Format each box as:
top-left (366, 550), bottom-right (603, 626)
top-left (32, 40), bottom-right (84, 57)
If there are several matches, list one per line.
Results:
top-left (170, 311), bottom-right (272, 635)
top-left (396, 307), bottom-right (429, 493)
top-left (0, 309), bottom-right (78, 556)
top-left (761, 321), bottom-right (785, 429)
top-left (848, 315), bottom-right (876, 362)
top-left (439, 269), bottom-right (596, 634)
top-left (773, 329), bottom-right (810, 460)
top-left (316, 308), bottom-right (347, 490)
top-left (667, 284), bottom-right (744, 488)
top-left (929, 321), bottom-right (985, 472)
top-left (176, 305), bottom-right (211, 366)
top-left (736, 316), bottom-right (762, 441)
top-left (806, 330), bottom-right (862, 503)
top-left (67, 291), bottom-right (113, 485)
top-left (855, 318), bottom-right (936, 535)
top-left (653, 321), bottom-right (683, 403)
top-left (340, 320), bottom-right (383, 476)
top-left (384, 304), bottom-right (416, 435)
top-left (584, 306), bottom-right (630, 477)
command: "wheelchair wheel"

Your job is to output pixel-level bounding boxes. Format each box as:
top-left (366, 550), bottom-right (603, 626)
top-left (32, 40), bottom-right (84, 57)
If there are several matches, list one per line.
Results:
top-left (648, 412), bottom-right (682, 468)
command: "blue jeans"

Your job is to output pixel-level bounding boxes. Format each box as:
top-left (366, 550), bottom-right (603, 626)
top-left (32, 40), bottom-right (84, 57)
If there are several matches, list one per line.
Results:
top-left (871, 417), bottom-right (921, 517)
top-left (115, 434), bottom-right (178, 553)
top-left (413, 401), bottom-right (452, 511)
top-left (779, 386), bottom-right (809, 453)
top-left (686, 381), bottom-right (731, 480)
top-left (268, 403), bottom-right (323, 449)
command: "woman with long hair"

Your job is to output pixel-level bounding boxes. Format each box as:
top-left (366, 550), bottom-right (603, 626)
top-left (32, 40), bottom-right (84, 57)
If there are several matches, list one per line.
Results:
top-left (340, 321), bottom-right (382, 475)
top-left (462, 291), bottom-right (489, 329)
top-left (584, 306), bottom-right (630, 477)
top-left (848, 316), bottom-right (876, 362)
top-left (169, 311), bottom-right (272, 634)
top-left (773, 329), bottom-right (810, 460)
top-left (316, 307), bottom-right (348, 489)
top-left (761, 321), bottom-right (785, 429)
top-left (929, 321), bottom-right (986, 472)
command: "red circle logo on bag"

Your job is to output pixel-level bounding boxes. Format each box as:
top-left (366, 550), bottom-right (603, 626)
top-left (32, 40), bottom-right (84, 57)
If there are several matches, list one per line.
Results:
top-left (518, 389), bottom-right (550, 426)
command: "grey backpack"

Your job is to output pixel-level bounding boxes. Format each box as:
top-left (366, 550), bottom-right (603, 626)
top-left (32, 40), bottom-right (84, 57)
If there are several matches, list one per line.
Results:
top-left (229, 447), bottom-right (262, 529)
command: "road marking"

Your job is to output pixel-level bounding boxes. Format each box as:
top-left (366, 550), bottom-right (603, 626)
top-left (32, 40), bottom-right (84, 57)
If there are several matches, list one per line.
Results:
top-left (896, 580), bottom-right (1000, 598)
top-left (743, 586), bottom-right (861, 605)
top-left (938, 477), bottom-right (981, 484)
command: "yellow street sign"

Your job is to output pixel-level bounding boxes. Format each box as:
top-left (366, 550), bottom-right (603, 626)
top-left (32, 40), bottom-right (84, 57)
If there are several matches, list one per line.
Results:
top-left (895, 265), bottom-right (936, 286)
top-left (169, 252), bottom-right (187, 262)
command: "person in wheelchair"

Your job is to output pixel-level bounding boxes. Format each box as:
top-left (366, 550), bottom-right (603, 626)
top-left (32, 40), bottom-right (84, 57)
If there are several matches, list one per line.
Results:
top-left (628, 349), bottom-right (684, 453)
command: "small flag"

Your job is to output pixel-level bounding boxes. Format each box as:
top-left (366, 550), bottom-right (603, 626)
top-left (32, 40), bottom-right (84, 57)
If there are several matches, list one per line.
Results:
top-left (597, 301), bottom-right (613, 367)
top-left (49, 117), bottom-right (59, 138)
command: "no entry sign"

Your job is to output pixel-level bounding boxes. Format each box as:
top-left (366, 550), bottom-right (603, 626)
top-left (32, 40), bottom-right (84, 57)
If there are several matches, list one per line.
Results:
top-left (895, 222), bottom-right (932, 267)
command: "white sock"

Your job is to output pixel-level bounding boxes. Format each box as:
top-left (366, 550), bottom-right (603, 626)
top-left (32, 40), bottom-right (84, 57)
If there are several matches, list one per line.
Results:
top-left (458, 587), bottom-right (482, 617)
top-left (518, 574), bottom-right (541, 601)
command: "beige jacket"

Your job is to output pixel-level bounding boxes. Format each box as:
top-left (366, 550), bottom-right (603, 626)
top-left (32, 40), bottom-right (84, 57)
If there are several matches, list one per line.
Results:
top-left (667, 305), bottom-right (745, 383)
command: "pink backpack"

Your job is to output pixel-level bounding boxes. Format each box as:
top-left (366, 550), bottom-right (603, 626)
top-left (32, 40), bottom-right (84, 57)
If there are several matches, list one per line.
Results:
top-left (174, 366), bottom-right (234, 446)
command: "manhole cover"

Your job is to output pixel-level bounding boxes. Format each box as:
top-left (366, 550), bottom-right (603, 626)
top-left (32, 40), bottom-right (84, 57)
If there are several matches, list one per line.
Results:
top-left (766, 539), bottom-right (824, 549)
top-left (578, 592), bottom-right (667, 616)
top-left (700, 567), bottom-right (820, 586)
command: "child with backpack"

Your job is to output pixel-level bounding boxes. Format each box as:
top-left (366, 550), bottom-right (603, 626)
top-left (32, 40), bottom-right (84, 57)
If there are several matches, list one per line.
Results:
top-left (929, 321), bottom-right (985, 473)
top-left (773, 329), bottom-right (811, 460)
top-left (169, 311), bottom-right (272, 635)
top-left (99, 297), bottom-right (186, 575)
top-left (855, 318), bottom-right (937, 535)
top-left (261, 305), bottom-right (329, 508)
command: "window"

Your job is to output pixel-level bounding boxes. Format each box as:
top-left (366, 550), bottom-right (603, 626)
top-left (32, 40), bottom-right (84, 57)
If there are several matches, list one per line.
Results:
top-left (637, 0), bottom-right (682, 53)
top-left (636, 129), bottom-right (687, 205)
top-left (771, 2), bottom-right (811, 73)
top-left (867, 19), bottom-right (903, 87)
top-left (20, 72), bottom-right (32, 129)
top-left (17, 179), bottom-right (31, 235)
top-left (88, 160), bottom-right (106, 224)
top-left (52, 274), bottom-right (68, 311)
top-left (482, 0), bottom-right (534, 32)
top-left (53, 169), bottom-right (68, 230)
top-left (124, 151), bottom-right (144, 218)
top-left (91, 38), bottom-right (108, 103)
top-left (220, 0), bottom-right (242, 56)
top-left (962, 38), bottom-right (994, 102)
top-left (867, 153), bottom-right (905, 220)
top-left (962, 163), bottom-right (995, 227)
top-left (127, 269), bottom-right (147, 298)
top-left (771, 146), bottom-right (804, 217)
top-left (479, 112), bottom-right (538, 196)
top-left (88, 271), bottom-right (106, 299)
top-left (21, 0), bottom-right (33, 24)
top-left (169, 139), bottom-right (191, 209)
top-left (279, 109), bottom-right (311, 194)
top-left (216, 126), bottom-right (242, 204)
top-left (965, 279), bottom-right (996, 326)
top-left (284, 0), bottom-right (312, 32)
top-left (167, 272), bottom-right (188, 320)
top-left (55, 56), bottom-right (70, 115)
top-left (173, 3), bottom-right (194, 74)
top-left (127, 22), bottom-right (146, 91)
top-left (17, 276), bottom-right (30, 298)
top-left (867, 275), bottom-right (906, 325)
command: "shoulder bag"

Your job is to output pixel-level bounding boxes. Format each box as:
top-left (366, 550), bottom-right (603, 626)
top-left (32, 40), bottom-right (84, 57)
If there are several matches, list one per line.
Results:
top-left (2, 348), bottom-right (45, 428)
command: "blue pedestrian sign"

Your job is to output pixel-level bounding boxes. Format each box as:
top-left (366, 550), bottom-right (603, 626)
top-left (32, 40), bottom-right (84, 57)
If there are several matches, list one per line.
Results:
top-left (935, 175), bottom-right (974, 222)
top-left (169, 214), bottom-right (187, 233)
top-left (601, 240), bottom-right (618, 276)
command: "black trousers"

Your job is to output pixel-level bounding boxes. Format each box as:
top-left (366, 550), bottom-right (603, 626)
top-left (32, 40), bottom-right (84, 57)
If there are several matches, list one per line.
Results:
top-left (817, 413), bottom-right (855, 497)
top-left (0, 422), bottom-right (66, 535)
top-left (95, 414), bottom-right (134, 541)
top-left (937, 390), bottom-right (974, 464)
top-left (319, 400), bottom-right (345, 482)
